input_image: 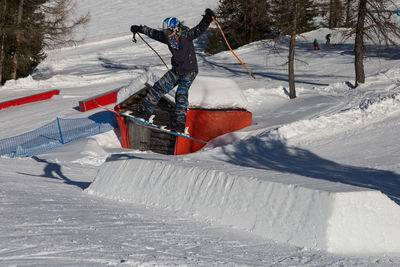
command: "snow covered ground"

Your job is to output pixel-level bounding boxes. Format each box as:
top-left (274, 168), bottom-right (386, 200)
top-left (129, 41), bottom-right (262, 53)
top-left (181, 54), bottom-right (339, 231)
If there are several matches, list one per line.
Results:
top-left (1, 0), bottom-right (400, 265)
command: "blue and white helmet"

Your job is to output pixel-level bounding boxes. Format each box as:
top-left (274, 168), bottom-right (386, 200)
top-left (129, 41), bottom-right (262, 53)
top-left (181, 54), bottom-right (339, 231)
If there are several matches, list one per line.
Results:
top-left (162, 17), bottom-right (181, 31)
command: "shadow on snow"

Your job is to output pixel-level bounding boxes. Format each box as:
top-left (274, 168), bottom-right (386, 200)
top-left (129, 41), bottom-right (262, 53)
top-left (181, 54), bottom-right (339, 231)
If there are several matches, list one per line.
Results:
top-left (18, 156), bottom-right (91, 190)
top-left (217, 135), bottom-right (400, 205)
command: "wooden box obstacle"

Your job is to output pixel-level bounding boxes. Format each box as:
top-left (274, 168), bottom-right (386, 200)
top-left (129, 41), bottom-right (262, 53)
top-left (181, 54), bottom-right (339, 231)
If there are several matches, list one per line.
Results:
top-left (114, 85), bottom-right (252, 155)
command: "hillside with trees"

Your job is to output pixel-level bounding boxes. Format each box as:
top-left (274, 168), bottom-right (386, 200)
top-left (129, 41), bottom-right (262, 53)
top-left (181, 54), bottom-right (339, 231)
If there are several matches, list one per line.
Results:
top-left (0, 0), bottom-right (88, 85)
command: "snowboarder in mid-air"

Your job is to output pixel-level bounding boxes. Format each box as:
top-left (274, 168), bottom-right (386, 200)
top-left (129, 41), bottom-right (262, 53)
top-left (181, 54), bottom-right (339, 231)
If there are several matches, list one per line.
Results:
top-left (130, 8), bottom-right (215, 133)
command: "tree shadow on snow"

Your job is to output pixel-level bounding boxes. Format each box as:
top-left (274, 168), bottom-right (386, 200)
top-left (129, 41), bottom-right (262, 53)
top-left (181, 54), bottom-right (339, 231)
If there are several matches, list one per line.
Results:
top-left (218, 136), bottom-right (400, 205)
top-left (198, 53), bottom-right (331, 87)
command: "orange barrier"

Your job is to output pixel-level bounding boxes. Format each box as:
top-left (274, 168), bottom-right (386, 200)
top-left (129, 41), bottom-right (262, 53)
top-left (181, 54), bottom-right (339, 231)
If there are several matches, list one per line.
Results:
top-left (114, 105), bottom-right (130, 148)
top-left (0, 90), bottom-right (60, 111)
top-left (175, 109), bottom-right (252, 155)
top-left (79, 88), bottom-right (120, 112)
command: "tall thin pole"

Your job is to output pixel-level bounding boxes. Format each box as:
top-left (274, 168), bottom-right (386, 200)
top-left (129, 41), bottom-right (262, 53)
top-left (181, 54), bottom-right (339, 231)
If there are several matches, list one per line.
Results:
top-left (212, 16), bottom-right (255, 79)
top-left (134, 32), bottom-right (169, 70)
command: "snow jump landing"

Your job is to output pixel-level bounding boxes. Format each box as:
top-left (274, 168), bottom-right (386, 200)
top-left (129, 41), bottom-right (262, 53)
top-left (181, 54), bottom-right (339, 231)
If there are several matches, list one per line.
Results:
top-left (87, 155), bottom-right (400, 255)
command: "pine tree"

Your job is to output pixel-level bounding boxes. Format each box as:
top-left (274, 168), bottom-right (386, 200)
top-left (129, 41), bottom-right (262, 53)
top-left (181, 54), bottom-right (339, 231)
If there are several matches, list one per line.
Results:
top-left (344, 0), bottom-right (357, 27)
top-left (270, 0), bottom-right (317, 35)
top-left (0, 0), bottom-right (17, 84)
top-left (0, 0), bottom-right (89, 85)
top-left (329, 0), bottom-right (344, 28)
top-left (206, 0), bottom-right (271, 54)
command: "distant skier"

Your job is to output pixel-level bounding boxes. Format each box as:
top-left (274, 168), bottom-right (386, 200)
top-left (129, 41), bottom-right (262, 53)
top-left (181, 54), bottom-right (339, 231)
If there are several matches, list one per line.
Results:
top-left (325, 33), bottom-right (331, 46)
top-left (130, 8), bottom-right (215, 133)
top-left (313, 38), bottom-right (320, 50)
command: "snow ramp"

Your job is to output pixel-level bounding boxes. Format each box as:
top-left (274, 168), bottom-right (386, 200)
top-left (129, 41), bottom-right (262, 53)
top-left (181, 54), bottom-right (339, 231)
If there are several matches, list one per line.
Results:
top-left (87, 154), bottom-right (400, 254)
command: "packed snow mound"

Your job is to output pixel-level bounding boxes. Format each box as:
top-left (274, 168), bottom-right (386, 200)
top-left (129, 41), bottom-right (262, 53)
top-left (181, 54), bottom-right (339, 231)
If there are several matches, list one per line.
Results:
top-left (87, 154), bottom-right (400, 254)
top-left (36, 131), bottom-right (121, 166)
top-left (117, 70), bottom-right (248, 109)
top-left (188, 76), bottom-right (248, 109)
top-left (116, 69), bottom-right (165, 103)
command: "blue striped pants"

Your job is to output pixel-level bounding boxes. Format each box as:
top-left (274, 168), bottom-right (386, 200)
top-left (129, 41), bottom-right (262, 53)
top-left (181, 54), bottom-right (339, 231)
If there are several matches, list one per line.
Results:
top-left (142, 70), bottom-right (197, 124)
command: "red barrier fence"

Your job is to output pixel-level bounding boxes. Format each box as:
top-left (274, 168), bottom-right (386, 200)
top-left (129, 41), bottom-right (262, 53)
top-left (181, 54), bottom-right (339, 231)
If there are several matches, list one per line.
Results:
top-left (175, 109), bottom-right (252, 155)
top-left (79, 89), bottom-right (120, 112)
top-left (0, 90), bottom-right (60, 111)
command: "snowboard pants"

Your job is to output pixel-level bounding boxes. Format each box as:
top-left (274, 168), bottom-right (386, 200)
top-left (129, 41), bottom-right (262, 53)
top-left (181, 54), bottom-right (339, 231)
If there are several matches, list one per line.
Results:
top-left (142, 69), bottom-right (197, 124)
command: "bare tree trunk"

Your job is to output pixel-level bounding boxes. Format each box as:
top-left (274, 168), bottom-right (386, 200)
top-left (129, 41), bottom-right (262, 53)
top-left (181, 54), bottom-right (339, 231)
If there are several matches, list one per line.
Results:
top-left (345, 0), bottom-right (352, 26)
top-left (11, 0), bottom-right (23, 80)
top-left (288, 0), bottom-right (297, 99)
top-left (329, 0), bottom-right (333, 28)
top-left (0, 0), bottom-right (7, 84)
top-left (354, 0), bottom-right (367, 87)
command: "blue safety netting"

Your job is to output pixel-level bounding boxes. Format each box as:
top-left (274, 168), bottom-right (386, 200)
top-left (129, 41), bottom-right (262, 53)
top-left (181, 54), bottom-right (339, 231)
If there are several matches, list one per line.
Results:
top-left (0, 111), bottom-right (117, 158)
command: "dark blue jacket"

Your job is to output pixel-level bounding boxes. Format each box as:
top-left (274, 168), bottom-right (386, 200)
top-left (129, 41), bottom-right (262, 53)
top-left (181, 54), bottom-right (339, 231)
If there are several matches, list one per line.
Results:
top-left (140, 17), bottom-right (211, 75)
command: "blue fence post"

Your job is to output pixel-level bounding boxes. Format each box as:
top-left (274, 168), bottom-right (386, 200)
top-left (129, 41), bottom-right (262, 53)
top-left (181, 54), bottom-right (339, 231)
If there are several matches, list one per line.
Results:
top-left (57, 117), bottom-right (64, 144)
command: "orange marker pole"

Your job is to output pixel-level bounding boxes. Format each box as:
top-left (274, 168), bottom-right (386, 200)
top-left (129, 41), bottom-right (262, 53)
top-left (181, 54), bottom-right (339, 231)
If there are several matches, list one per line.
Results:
top-left (136, 32), bottom-right (169, 70)
top-left (212, 16), bottom-right (255, 79)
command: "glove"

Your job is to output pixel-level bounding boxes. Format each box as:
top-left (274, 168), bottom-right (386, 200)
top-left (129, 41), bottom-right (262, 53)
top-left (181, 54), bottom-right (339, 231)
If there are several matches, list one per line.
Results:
top-left (204, 8), bottom-right (215, 23)
top-left (130, 25), bottom-right (142, 34)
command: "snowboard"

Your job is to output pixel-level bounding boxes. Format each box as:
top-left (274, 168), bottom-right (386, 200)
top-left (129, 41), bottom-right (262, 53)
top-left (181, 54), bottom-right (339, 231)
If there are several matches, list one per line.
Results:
top-left (94, 101), bottom-right (207, 144)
